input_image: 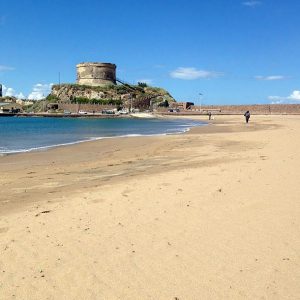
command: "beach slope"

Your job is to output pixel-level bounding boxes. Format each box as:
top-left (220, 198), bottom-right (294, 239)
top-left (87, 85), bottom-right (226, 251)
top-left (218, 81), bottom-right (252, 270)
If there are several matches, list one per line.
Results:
top-left (0, 115), bottom-right (299, 299)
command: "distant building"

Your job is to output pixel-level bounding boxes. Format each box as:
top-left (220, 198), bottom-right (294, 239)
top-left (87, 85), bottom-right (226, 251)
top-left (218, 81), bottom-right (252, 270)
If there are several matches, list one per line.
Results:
top-left (171, 102), bottom-right (194, 110)
top-left (0, 102), bottom-right (22, 113)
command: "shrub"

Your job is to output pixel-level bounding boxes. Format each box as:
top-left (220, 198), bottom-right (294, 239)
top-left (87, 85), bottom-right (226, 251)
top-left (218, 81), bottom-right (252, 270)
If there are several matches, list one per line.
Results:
top-left (138, 82), bottom-right (148, 87)
top-left (46, 94), bottom-right (59, 102)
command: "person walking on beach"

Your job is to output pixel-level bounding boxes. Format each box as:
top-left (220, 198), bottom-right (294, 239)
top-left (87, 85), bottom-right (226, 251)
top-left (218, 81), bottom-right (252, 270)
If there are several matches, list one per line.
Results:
top-left (208, 112), bottom-right (212, 120)
top-left (244, 110), bottom-right (250, 123)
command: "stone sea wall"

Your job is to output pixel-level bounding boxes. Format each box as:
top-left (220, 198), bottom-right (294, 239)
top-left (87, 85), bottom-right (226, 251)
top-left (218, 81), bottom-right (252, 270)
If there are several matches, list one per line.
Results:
top-left (193, 104), bottom-right (300, 114)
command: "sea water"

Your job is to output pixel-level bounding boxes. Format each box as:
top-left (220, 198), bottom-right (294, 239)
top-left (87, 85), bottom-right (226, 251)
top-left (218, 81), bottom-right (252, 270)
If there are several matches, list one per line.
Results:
top-left (0, 116), bottom-right (204, 154)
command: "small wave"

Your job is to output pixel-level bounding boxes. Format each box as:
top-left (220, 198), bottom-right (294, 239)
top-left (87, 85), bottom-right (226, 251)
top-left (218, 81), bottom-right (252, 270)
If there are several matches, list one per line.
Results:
top-left (0, 133), bottom-right (168, 155)
top-left (0, 138), bottom-right (93, 154)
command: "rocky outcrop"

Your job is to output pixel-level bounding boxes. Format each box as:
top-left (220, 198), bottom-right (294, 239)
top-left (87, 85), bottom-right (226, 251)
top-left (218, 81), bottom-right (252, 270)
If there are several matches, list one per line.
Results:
top-left (50, 84), bottom-right (176, 109)
top-left (51, 84), bottom-right (106, 102)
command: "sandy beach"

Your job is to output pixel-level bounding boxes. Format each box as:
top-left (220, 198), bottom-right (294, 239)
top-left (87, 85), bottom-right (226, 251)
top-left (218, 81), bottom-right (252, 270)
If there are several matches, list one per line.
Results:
top-left (0, 115), bottom-right (300, 299)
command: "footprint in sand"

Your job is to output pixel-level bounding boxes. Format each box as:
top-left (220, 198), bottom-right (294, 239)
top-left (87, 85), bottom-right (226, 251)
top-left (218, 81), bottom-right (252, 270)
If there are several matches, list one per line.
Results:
top-left (90, 198), bottom-right (105, 204)
top-left (122, 188), bottom-right (134, 197)
top-left (0, 227), bottom-right (9, 234)
top-left (159, 182), bottom-right (171, 187)
top-left (183, 177), bottom-right (193, 181)
top-left (260, 155), bottom-right (268, 160)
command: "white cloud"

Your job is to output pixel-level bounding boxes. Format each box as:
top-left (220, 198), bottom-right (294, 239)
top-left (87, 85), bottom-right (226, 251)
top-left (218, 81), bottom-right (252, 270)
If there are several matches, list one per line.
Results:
top-left (15, 92), bottom-right (25, 99)
top-left (1, 83), bottom-right (52, 100)
top-left (1, 84), bottom-right (25, 99)
top-left (268, 90), bottom-right (300, 104)
top-left (242, 1), bottom-right (262, 7)
top-left (4, 87), bottom-right (15, 97)
top-left (0, 65), bottom-right (14, 72)
top-left (255, 75), bottom-right (286, 81)
top-left (170, 67), bottom-right (222, 80)
top-left (28, 83), bottom-right (53, 100)
top-left (289, 90), bottom-right (300, 101)
top-left (136, 79), bottom-right (153, 85)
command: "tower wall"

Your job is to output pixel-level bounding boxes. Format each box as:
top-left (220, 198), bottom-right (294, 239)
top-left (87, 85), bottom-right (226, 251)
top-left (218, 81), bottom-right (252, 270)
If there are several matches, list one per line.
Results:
top-left (76, 63), bottom-right (116, 86)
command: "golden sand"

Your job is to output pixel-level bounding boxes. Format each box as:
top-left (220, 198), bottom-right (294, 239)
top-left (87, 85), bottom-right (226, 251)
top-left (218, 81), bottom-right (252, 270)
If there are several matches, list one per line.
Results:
top-left (0, 115), bottom-right (299, 299)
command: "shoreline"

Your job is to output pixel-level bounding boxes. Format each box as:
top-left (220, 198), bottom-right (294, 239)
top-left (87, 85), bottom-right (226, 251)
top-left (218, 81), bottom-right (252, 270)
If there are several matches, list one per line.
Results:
top-left (0, 114), bottom-right (277, 214)
top-left (1, 115), bottom-right (300, 299)
top-left (0, 116), bottom-right (205, 155)
top-left (0, 131), bottom-right (188, 156)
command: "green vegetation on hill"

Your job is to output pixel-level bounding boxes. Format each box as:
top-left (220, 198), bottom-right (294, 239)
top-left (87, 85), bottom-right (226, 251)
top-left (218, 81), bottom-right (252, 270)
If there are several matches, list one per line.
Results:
top-left (45, 94), bottom-right (59, 102)
top-left (25, 100), bottom-right (46, 112)
top-left (71, 97), bottom-right (123, 105)
top-left (52, 83), bottom-right (136, 94)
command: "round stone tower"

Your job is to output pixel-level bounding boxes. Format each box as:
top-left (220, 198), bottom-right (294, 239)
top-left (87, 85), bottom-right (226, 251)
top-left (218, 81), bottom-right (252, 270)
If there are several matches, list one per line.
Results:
top-left (76, 62), bottom-right (116, 86)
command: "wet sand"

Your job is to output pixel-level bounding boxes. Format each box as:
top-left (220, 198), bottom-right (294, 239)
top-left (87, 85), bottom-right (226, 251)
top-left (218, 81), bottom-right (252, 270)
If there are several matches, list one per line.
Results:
top-left (0, 115), bottom-right (299, 299)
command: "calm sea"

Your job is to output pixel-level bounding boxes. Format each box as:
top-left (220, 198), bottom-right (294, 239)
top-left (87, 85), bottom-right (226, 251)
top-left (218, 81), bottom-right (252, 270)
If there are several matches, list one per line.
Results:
top-left (0, 116), bottom-right (204, 154)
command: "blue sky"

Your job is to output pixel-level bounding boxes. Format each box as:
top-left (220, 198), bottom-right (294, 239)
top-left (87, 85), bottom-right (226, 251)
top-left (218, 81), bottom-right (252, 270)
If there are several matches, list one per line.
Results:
top-left (0, 0), bottom-right (299, 105)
